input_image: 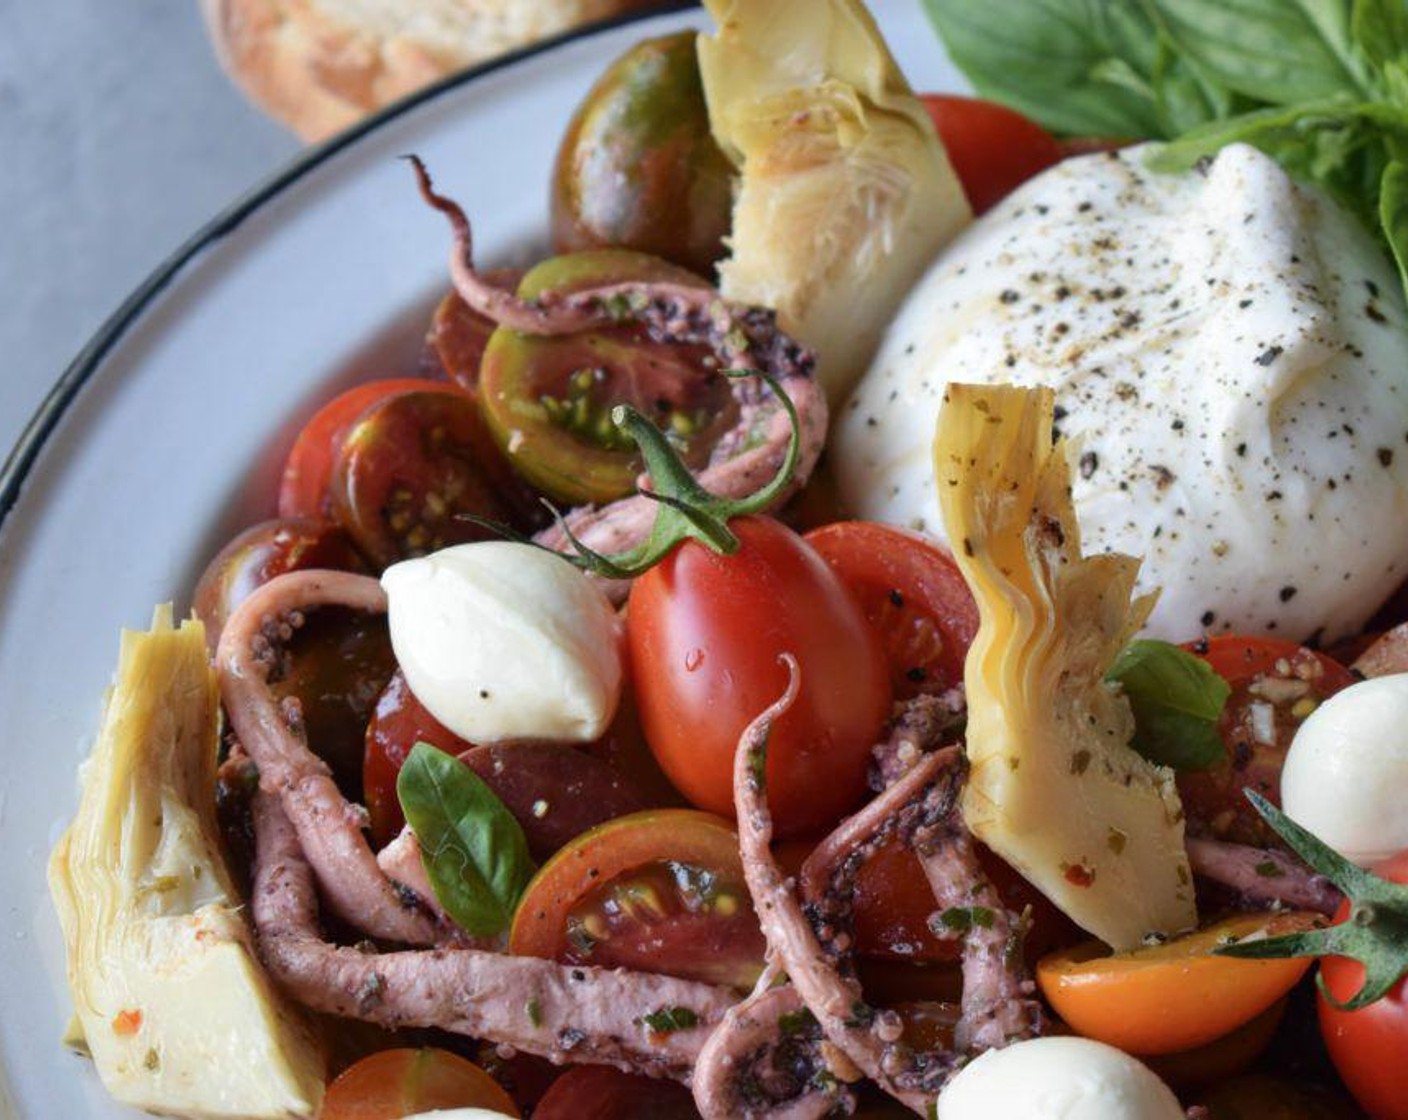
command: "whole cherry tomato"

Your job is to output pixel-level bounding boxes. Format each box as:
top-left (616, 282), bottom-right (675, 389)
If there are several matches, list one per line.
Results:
top-left (1179, 636), bottom-right (1356, 847)
top-left (918, 94), bottom-right (1064, 214)
top-left (1318, 851), bottom-right (1408, 1120)
top-left (627, 516), bottom-right (892, 837)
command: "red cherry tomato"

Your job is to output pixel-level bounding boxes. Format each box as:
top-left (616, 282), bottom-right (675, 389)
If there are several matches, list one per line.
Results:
top-left (277, 378), bottom-right (449, 520)
top-left (329, 384), bottom-right (536, 567)
top-left (918, 94), bottom-right (1064, 214)
top-left (319, 1047), bottom-right (519, 1119)
top-left (363, 669), bottom-right (475, 846)
top-left (1318, 851), bottom-right (1408, 1120)
top-left (509, 808), bottom-right (766, 989)
top-left (803, 521), bottom-right (978, 701)
top-left (1179, 636), bottom-right (1356, 847)
top-left (627, 517), bottom-right (893, 837)
top-left (532, 1065), bottom-right (698, 1119)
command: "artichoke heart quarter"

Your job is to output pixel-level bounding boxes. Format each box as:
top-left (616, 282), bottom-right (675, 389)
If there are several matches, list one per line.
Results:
top-left (48, 606), bottom-right (324, 1118)
top-left (933, 385), bottom-right (1196, 950)
top-left (697, 0), bottom-right (971, 404)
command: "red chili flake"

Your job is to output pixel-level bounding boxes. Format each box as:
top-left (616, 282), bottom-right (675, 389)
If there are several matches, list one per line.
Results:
top-left (112, 1009), bottom-right (143, 1036)
top-left (1063, 862), bottom-right (1096, 888)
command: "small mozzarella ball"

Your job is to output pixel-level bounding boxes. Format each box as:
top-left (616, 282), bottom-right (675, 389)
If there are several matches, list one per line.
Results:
top-left (382, 541), bottom-right (623, 743)
top-left (1281, 673), bottom-right (1408, 866)
top-left (938, 1037), bottom-right (1184, 1120)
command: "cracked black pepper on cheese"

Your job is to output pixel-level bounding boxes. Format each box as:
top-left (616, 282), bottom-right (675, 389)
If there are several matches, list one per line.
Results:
top-left (835, 142), bottom-right (1408, 644)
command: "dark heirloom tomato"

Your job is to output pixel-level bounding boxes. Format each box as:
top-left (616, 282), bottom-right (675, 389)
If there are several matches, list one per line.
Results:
top-left (478, 250), bottom-right (736, 505)
top-left (918, 94), bottom-right (1064, 214)
top-left (532, 1066), bottom-right (698, 1120)
top-left (1317, 851), bottom-right (1408, 1120)
top-left (275, 605), bottom-right (396, 801)
top-left (1178, 636), bottom-right (1355, 847)
top-left (1194, 1074), bottom-right (1362, 1119)
top-left (804, 521), bottom-right (978, 701)
top-left (192, 516), bottom-right (366, 646)
top-left (551, 31), bottom-right (733, 277)
top-left (319, 1048), bottom-right (519, 1119)
top-left (330, 384), bottom-right (535, 568)
top-left (509, 809), bottom-right (765, 989)
top-left (628, 517), bottom-right (892, 837)
top-left (425, 270), bottom-right (523, 390)
top-left (278, 377), bottom-right (450, 520)
top-left (364, 674), bottom-right (670, 850)
top-left (362, 669), bottom-right (474, 847)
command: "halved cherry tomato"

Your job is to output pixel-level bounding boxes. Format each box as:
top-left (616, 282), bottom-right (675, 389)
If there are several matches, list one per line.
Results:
top-left (918, 94), bottom-right (1064, 214)
top-left (532, 1065), bottom-right (698, 1120)
top-left (1179, 637), bottom-right (1356, 847)
top-left (277, 378), bottom-right (449, 520)
top-left (330, 384), bottom-right (534, 567)
top-left (362, 669), bottom-right (475, 847)
top-left (426, 272), bottom-right (523, 390)
top-left (275, 604), bottom-right (396, 801)
top-left (628, 517), bottom-right (892, 837)
top-left (192, 516), bottom-right (366, 648)
top-left (1144, 997), bottom-right (1286, 1092)
top-left (1317, 851), bottom-right (1408, 1120)
top-left (509, 808), bottom-right (765, 989)
top-left (777, 832), bottom-right (1081, 965)
top-left (478, 250), bottom-right (735, 505)
top-left (319, 1047), bottom-right (519, 1119)
top-left (1036, 910), bottom-right (1322, 1055)
top-left (804, 521), bottom-right (978, 701)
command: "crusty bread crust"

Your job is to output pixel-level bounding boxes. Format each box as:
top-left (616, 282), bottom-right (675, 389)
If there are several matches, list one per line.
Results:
top-left (202, 0), bottom-right (663, 141)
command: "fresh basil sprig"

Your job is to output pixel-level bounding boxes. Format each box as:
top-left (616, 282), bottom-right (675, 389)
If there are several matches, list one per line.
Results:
top-left (397, 742), bottom-right (536, 938)
top-left (1106, 639), bottom-right (1230, 771)
top-left (924, 0), bottom-right (1408, 289)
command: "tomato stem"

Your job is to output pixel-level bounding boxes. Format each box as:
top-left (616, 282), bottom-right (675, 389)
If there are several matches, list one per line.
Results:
top-left (1214, 790), bottom-right (1408, 1010)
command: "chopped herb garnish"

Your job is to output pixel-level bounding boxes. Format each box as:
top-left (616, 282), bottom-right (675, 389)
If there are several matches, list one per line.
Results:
top-left (642, 1006), bottom-right (700, 1034)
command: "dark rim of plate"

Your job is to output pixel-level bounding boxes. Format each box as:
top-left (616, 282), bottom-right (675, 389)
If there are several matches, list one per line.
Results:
top-left (0, 0), bottom-right (698, 535)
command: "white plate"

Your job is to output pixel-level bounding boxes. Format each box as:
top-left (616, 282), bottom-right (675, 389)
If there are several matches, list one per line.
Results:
top-left (0, 3), bottom-right (963, 1116)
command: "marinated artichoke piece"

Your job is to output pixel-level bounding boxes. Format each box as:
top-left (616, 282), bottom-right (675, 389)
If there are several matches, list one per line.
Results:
top-left (697, 0), bottom-right (971, 404)
top-left (48, 606), bottom-right (324, 1118)
top-left (933, 385), bottom-right (1196, 951)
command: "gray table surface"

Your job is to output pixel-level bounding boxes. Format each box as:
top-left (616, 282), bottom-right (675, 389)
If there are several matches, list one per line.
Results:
top-left (0, 0), bottom-right (300, 468)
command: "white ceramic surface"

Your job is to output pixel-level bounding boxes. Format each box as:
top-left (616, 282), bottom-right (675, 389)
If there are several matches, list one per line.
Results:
top-left (0, 4), bottom-right (962, 1116)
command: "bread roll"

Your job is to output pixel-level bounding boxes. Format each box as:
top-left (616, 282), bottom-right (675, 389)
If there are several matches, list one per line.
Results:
top-left (202, 0), bottom-right (667, 141)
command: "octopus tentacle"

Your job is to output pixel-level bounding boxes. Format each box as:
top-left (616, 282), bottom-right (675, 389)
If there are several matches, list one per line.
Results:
top-left (251, 788), bottom-right (735, 1079)
top-left (1186, 836), bottom-right (1342, 915)
top-left (692, 983), bottom-right (848, 1120)
top-left (409, 157), bottom-right (829, 563)
top-left (217, 569), bottom-right (442, 947)
top-left (911, 812), bottom-right (1044, 1051)
top-left (732, 658), bottom-right (934, 1115)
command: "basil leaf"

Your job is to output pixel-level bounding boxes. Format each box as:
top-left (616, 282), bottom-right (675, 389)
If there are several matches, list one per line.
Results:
top-left (1381, 159), bottom-right (1408, 292)
top-left (1352, 0), bottom-right (1408, 72)
top-left (921, 0), bottom-right (1169, 138)
top-left (397, 742), bottom-right (536, 938)
top-left (1106, 639), bottom-right (1230, 771)
top-left (1152, 0), bottom-right (1371, 104)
